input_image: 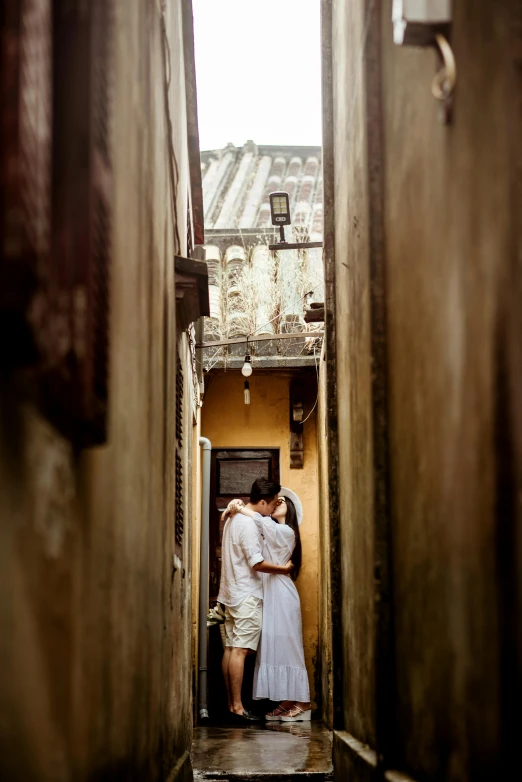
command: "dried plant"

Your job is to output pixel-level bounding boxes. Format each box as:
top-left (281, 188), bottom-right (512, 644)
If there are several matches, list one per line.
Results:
top-left (235, 245), bottom-right (279, 341)
top-left (202, 225), bottom-right (324, 366)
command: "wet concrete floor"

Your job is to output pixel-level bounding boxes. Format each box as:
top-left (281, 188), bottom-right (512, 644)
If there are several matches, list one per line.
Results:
top-left (192, 723), bottom-right (333, 781)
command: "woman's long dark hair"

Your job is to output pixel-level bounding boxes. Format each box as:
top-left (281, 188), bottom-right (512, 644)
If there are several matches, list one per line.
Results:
top-left (283, 498), bottom-right (302, 581)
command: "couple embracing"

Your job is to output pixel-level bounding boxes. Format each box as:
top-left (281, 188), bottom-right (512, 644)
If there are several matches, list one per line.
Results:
top-left (218, 477), bottom-right (311, 724)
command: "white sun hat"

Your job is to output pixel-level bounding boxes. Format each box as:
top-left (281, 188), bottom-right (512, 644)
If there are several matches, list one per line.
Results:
top-left (279, 487), bottom-right (304, 526)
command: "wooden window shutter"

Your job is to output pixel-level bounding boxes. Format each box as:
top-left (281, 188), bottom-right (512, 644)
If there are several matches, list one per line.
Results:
top-left (0, 0), bottom-right (52, 367)
top-left (175, 348), bottom-right (184, 548)
top-left (40, 0), bottom-right (113, 445)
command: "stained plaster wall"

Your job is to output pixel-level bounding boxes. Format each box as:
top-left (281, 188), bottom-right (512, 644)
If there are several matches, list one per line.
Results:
top-left (201, 371), bottom-right (320, 707)
top-left (191, 413), bottom-right (202, 715)
top-left (325, 0), bottom-right (522, 780)
top-left (331, 0), bottom-right (377, 749)
top-left (316, 346), bottom-right (333, 727)
top-left (0, 2), bottom-right (197, 780)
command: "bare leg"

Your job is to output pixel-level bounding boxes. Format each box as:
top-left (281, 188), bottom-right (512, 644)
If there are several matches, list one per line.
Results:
top-left (222, 647), bottom-right (232, 710)
top-left (228, 647), bottom-right (250, 714)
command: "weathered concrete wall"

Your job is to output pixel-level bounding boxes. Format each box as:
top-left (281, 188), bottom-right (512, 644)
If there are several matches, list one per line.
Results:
top-left (317, 347), bottom-right (333, 727)
top-left (201, 371), bottom-right (320, 708)
top-left (0, 2), bottom-right (197, 780)
top-left (381, 1), bottom-right (520, 777)
top-left (325, 0), bottom-right (522, 779)
top-left (330, 0), bottom-right (377, 749)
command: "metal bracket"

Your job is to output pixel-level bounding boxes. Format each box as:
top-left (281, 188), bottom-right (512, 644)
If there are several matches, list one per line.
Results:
top-left (392, 2), bottom-right (455, 125)
top-left (392, 0), bottom-right (451, 46)
top-left (268, 241), bottom-right (323, 251)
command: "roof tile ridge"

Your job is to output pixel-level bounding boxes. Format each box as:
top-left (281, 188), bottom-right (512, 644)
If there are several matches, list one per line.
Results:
top-left (206, 148), bottom-right (241, 227)
top-left (214, 145), bottom-right (259, 230)
top-left (235, 152), bottom-right (265, 229)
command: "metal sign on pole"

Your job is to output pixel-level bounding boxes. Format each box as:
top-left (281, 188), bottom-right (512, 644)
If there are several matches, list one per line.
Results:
top-left (267, 192), bottom-right (324, 251)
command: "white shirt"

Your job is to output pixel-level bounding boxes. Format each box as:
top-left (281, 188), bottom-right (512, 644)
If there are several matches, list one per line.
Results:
top-left (217, 512), bottom-right (264, 607)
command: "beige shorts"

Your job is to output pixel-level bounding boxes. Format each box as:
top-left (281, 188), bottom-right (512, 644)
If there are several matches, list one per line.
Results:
top-left (224, 595), bottom-right (263, 651)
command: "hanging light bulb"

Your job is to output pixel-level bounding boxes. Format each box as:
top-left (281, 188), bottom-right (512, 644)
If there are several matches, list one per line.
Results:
top-left (244, 380), bottom-right (250, 405)
top-left (241, 353), bottom-right (252, 377)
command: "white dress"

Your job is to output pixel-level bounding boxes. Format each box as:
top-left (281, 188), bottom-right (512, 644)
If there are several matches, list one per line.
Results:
top-left (251, 513), bottom-right (310, 703)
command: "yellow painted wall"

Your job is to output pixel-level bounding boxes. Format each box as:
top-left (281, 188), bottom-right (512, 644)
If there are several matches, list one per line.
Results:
top-left (201, 371), bottom-right (319, 707)
top-left (317, 346), bottom-right (333, 727)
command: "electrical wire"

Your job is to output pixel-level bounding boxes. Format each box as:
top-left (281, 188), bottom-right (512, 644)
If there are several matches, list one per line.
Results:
top-left (301, 343), bottom-right (320, 424)
top-left (201, 346), bottom-right (223, 372)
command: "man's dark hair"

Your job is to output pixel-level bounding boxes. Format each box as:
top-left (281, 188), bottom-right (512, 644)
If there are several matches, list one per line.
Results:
top-left (250, 477), bottom-right (281, 504)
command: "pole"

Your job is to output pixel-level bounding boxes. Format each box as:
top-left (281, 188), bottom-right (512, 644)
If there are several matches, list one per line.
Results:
top-left (198, 437), bottom-right (211, 721)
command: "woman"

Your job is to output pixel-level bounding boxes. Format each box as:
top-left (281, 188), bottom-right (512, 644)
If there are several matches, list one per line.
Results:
top-left (225, 488), bottom-right (311, 722)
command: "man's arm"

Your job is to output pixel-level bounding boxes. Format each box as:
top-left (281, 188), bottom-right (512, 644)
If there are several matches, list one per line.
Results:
top-left (253, 560), bottom-right (293, 576)
top-left (237, 517), bottom-right (293, 575)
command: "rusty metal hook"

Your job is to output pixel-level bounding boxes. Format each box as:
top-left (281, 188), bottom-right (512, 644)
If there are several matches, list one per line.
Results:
top-left (432, 33), bottom-right (457, 101)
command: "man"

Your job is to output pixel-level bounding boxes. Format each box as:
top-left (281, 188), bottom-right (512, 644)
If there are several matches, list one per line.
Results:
top-left (218, 477), bottom-right (293, 722)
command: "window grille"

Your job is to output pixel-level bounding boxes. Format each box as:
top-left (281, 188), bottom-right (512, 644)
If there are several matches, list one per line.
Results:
top-left (43, 0), bottom-right (114, 445)
top-left (0, 0), bottom-right (52, 367)
top-left (1, 0), bottom-right (114, 446)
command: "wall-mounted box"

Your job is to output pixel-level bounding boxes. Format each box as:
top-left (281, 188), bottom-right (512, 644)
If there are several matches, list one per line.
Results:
top-left (393, 0), bottom-right (451, 46)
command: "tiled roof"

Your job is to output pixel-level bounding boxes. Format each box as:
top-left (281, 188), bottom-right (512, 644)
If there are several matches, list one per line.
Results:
top-left (201, 141), bottom-right (323, 238)
top-left (200, 142), bottom-right (324, 369)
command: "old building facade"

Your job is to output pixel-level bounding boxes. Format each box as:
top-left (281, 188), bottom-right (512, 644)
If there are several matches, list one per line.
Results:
top-left (0, 2), bottom-right (207, 780)
top-left (192, 141), bottom-right (326, 718)
top-left (320, 1), bottom-right (522, 780)
top-left (3, 2), bottom-right (521, 780)
top-left (201, 142), bottom-right (324, 354)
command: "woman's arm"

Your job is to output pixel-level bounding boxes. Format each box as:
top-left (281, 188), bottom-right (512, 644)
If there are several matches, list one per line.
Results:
top-left (253, 560), bottom-right (293, 576)
top-left (224, 501), bottom-right (294, 562)
top-left (224, 499), bottom-right (253, 518)
top-left (225, 503), bottom-right (269, 541)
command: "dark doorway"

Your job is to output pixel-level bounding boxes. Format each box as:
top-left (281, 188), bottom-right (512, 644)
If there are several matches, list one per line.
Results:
top-left (207, 448), bottom-right (280, 722)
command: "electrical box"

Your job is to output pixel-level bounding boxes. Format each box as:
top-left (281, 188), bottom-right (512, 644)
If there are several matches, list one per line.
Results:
top-left (392, 0), bottom-right (451, 46)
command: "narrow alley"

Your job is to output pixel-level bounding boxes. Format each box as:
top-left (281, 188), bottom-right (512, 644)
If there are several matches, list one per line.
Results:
top-left (1, 1), bottom-right (521, 782)
top-left (192, 725), bottom-right (333, 781)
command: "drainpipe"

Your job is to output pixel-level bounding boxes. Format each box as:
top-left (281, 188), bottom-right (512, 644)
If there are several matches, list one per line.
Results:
top-left (198, 436), bottom-right (211, 721)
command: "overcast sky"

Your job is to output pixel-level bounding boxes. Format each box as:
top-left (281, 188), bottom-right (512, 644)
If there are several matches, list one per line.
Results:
top-left (192, 0), bottom-right (322, 151)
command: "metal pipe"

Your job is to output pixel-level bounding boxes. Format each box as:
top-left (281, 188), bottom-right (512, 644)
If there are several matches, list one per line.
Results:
top-left (198, 436), bottom-right (211, 721)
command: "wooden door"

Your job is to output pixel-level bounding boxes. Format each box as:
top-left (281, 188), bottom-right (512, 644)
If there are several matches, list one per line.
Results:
top-left (209, 449), bottom-right (280, 603)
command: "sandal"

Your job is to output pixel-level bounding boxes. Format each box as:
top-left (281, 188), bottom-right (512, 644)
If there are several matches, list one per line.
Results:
top-left (281, 705), bottom-right (312, 722)
top-left (265, 704), bottom-right (290, 722)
